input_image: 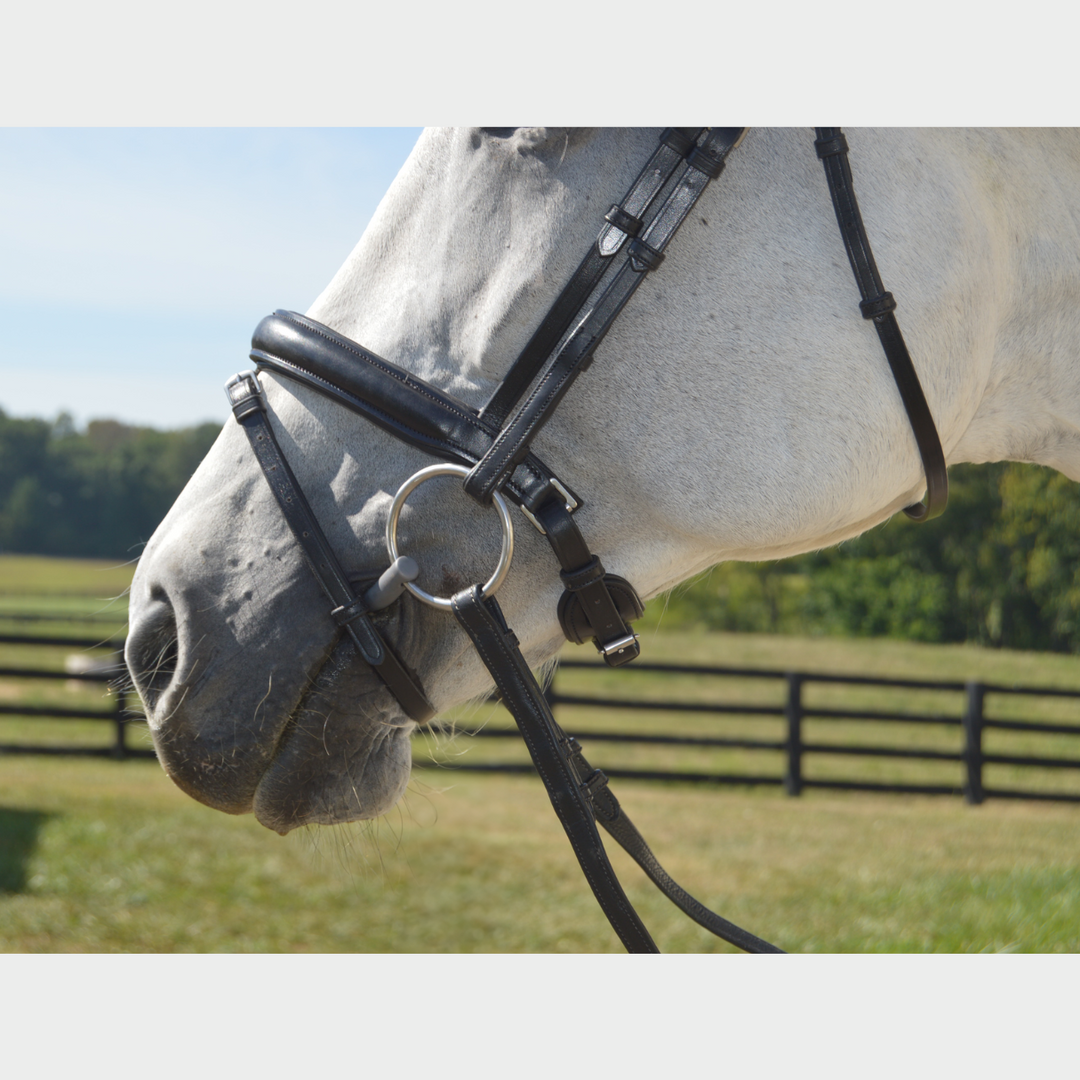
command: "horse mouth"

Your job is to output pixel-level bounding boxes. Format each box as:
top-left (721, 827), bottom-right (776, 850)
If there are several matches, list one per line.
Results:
top-left (250, 633), bottom-right (417, 834)
top-left (141, 622), bottom-right (419, 835)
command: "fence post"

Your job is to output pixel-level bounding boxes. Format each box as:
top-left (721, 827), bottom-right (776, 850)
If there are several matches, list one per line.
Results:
top-left (962, 680), bottom-right (984, 805)
top-left (112, 685), bottom-right (128, 760)
top-left (785, 673), bottom-right (803, 796)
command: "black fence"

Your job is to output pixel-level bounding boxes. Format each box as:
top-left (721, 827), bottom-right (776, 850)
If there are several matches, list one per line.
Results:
top-left (0, 632), bottom-right (153, 760)
top-left (3, 634), bottom-right (1080, 804)
top-left (448, 660), bottom-right (1080, 805)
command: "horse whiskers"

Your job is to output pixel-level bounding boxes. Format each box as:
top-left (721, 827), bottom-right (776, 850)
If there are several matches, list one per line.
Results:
top-left (248, 673), bottom-right (274, 736)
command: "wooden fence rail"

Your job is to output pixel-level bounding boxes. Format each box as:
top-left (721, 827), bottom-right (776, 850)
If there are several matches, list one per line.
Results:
top-left (454, 660), bottom-right (1080, 805)
top-left (3, 633), bottom-right (1080, 803)
top-left (0, 632), bottom-right (153, 761)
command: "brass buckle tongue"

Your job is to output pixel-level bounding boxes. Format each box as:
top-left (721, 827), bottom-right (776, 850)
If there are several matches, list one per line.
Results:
top-left (385, 463), bottom-right (515, 611)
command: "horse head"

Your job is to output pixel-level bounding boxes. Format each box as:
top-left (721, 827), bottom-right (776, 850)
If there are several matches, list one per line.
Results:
top-left (125, 127), bottom-right (1080, 837)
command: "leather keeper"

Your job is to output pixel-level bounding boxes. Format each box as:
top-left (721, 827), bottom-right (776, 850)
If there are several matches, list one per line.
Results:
top-left (560, 555), bottom-right (605, 591)
top-left (557, 574), bottom-right (645, 647)
top-left (226, 373), bottom-right (267, 421)
top-left (604, 203), bottom-right (643, 237)
top-left (331, 595), bottom-right (370, 627)
top-left (685, 145), bottom-right (725, 180)
top-left (628, 238), bottom-right (665, 272)
top-left (815, 133), bottom-right (849, 159)
top-left (661, 128), bottom-right (697, 155)
top-left (859, 291), bottom-right (897, 319)
top-left (231, 397), bottom-right (264, 421)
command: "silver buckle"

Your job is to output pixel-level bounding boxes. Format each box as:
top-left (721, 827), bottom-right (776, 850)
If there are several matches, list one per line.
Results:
top-left (225, 371), bottom-right (266, 417)
top-left (599, 632), bottom-right (639, 660)
top-left (521, 478), bottom-right (579, 535)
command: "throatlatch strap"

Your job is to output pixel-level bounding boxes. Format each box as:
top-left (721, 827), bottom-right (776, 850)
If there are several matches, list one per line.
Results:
top-left (227, 374), bottom-right (434, 723)
top-left (814, 127), bottom-right (948, 522)
top-left (450, 585), bottom-right (783, 954)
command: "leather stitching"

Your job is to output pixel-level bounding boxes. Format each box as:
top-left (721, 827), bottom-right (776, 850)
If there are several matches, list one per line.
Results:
top-left (452, 589), bottom-right (651, 948)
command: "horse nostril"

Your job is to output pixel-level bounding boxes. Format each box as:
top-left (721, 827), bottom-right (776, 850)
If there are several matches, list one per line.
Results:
top-left (125, 589), bottom-right (180, 714)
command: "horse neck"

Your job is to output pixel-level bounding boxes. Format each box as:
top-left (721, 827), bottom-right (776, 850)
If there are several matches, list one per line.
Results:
top-left (947, 130), bottom-right (1080, 482)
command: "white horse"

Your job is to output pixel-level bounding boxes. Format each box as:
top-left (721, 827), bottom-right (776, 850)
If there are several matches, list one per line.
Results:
top-left (125, 127), bottom-right (1080, 835)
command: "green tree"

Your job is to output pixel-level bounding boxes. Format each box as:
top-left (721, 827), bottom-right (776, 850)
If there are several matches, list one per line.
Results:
top-left (0, 410), bottom-right (219, 559)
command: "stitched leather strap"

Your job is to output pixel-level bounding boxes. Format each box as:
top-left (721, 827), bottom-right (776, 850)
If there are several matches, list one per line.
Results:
top-left (227, 374), bottom-right (435, 723)
top-left (450, 584), bottom-right (658, 952)
top-left (561, 737), bottom-right (783, 952)
top-left (537, 498), bottom-right (642, 665)
top-left (480, 129), bottom-right (704, 428)
top-left (450, 584), bottom-right (783, 953)
top-left (814, 127), bottom-right (948, 521)
top-left (463, 128), bottom-right (748, 506)
top-left (250, 310), bottom-right (581, 513)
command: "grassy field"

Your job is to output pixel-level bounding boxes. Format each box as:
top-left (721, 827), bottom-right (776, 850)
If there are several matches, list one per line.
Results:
top-left (1, 554), bottom-right (1079, 952)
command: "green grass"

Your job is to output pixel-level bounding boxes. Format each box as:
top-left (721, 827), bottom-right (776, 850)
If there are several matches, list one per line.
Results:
top-left (0, 754), bottom-right (1077, 952)
top-left (0, 554), bottom-right (135, 599)
top-left (1, 553), bottom-right (1079, 951)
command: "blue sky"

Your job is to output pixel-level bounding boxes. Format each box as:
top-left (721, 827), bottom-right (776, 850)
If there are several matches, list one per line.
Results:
top-left (0, 128), bottom-right (423, 429)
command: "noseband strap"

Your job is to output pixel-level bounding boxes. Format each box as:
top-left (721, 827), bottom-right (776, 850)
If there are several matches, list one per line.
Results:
top-left (250, 309), bottom-right (578, 512)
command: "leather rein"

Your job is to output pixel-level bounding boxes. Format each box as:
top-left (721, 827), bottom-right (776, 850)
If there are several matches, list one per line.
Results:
top-left (224, 128), bottom-right (946, 953)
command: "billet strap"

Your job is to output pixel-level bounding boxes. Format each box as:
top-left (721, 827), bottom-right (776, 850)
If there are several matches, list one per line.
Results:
top-left (450, 584), bottom-right (784, 954)
top-left (250, 310), bottom-right (581, 513)
top-left (463, 128), bottom-right (747, 506)
top-left (814, 128), bottom-right (948, 522)
top-left (227, 373), bottom-right (435, 723)
top-left (480, 128), bottom-right (705, 427)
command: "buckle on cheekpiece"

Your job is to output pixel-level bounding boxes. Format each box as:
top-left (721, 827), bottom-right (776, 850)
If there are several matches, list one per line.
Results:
top-left (225, 371), bottom-right (267, 420)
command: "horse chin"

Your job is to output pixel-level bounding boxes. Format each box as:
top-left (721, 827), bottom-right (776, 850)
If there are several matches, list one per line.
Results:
top-left (248, 635), bottom-right (417, 835)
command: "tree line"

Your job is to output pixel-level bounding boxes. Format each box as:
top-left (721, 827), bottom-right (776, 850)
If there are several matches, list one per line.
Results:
top-left (0, 411), bottom-right (219, 561)
top-left (3, 409), bottom-right (1080, 653)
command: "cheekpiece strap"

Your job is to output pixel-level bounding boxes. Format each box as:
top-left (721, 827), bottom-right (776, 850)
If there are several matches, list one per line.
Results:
top-left (463, 127), bottom-right (747, 507)
top-left (226, 372), bottom-right (435, 723)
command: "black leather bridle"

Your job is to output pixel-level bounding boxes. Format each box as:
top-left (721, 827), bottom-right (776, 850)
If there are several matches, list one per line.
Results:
top-left (224, 128), bottom-right (946, 953)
